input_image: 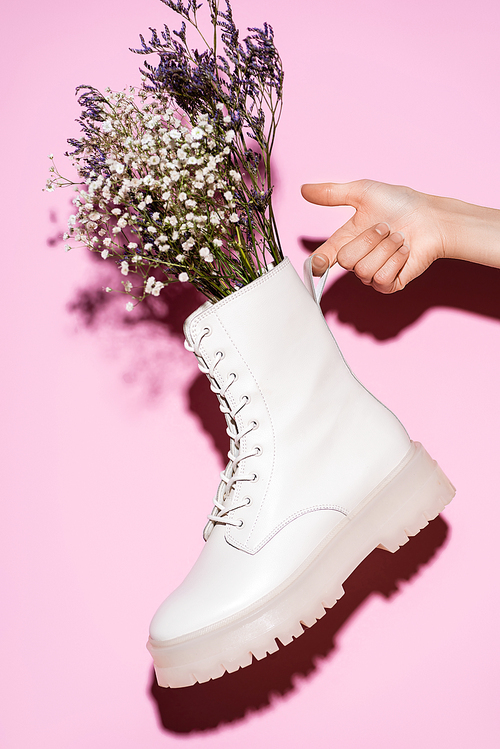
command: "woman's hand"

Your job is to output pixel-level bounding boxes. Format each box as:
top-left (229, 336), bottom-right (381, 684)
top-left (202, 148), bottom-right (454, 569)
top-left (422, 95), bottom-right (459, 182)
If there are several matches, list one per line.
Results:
top-left (301, 180), bottom-right (448, 293)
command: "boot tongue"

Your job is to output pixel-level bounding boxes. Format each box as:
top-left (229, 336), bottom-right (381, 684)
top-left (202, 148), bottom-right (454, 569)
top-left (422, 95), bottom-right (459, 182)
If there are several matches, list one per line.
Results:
top-left (183, 300), bottom-right (212, 346)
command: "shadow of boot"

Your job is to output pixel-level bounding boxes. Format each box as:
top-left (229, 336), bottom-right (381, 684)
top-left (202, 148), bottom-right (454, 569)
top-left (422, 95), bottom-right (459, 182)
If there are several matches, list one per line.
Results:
top-left (187, 372), bottom-right (229, 467)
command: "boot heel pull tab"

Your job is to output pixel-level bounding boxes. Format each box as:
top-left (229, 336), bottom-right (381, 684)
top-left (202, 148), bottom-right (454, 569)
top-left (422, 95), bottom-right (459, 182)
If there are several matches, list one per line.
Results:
top-left (303, 256), bottom-right (329, 306)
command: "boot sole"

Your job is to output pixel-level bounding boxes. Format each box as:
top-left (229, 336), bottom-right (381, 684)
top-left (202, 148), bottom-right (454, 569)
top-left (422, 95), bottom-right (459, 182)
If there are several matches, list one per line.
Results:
top-left (148, 441), bottom-right (455, 687)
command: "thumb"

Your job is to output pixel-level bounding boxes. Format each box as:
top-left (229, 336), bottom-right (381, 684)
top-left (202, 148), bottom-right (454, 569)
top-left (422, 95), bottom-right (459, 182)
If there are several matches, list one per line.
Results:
top-left (301, 181), bottom-right (361, 208)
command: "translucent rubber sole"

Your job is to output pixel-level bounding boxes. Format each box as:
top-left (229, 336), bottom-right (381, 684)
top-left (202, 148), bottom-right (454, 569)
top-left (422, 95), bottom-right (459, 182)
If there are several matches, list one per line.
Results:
top-left (148, 442), bottom-right (455, 688)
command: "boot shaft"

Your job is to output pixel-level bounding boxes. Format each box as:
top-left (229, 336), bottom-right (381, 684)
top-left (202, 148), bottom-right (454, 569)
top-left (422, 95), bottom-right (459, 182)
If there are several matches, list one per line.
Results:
top-left (184, 258), bottom-right (410, 553)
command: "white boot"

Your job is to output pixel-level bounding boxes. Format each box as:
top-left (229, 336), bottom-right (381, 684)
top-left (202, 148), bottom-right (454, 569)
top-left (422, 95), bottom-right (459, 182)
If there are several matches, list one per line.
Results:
top-left (148, 257), bottom-right (455, 687)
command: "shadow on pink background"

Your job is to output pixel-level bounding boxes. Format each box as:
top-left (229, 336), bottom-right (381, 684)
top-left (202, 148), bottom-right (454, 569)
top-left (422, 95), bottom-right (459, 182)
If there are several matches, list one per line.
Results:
top-left (2, 0), bottom-right (500, 747)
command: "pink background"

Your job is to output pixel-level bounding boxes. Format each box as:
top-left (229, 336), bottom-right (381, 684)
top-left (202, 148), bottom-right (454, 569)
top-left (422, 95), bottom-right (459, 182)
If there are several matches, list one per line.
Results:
top-left (3, 0), bottom-right (500, 746)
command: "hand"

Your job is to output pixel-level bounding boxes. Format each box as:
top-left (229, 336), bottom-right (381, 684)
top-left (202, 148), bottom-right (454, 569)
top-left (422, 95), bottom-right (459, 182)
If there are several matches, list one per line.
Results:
top-left (301, 179), bottom-right (447, 293)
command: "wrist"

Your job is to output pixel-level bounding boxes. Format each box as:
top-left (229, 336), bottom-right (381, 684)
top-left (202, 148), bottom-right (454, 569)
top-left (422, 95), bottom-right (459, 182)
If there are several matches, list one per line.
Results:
top-left (431, 193), bottom-right (500, 268)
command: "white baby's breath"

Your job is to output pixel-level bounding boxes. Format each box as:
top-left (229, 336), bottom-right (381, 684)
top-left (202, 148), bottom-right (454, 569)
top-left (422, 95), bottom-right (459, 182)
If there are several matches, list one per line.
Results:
top-left (151, 281), bottom-right (164, 296)
top-left (47, 81), bottom-right (280, 304)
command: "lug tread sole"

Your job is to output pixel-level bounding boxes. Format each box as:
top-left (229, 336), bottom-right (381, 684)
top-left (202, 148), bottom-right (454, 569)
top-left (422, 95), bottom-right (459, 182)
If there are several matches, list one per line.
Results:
top-left (149, 443), bottom-right (455, 688)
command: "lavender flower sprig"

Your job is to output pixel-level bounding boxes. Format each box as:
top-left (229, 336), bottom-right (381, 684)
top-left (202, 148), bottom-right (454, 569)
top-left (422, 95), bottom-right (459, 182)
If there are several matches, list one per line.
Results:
top-left (133, 0), bottom-right (284, 266)
top-left (46, 0), bottom-right (284, 307)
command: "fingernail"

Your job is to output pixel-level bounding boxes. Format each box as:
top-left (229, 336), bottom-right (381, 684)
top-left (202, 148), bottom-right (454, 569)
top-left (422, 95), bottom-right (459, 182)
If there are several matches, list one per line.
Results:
top-left (375, 222), bottom-right (390, 235)
top-left (392, 232), bottom-right (404, 244)
top-left (312, 254), bottom-right (328, 274)
top-left (399, 244), bottom-right (410, 255)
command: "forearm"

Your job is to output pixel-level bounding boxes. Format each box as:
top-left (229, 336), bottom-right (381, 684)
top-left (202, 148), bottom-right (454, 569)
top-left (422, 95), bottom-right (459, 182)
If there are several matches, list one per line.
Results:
top-left (432, 193), bottom-right (500, 269)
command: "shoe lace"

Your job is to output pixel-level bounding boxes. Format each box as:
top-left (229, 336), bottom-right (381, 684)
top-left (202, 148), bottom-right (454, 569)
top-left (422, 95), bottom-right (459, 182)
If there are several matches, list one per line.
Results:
top-left (185, 326), bottom-right (260, 539)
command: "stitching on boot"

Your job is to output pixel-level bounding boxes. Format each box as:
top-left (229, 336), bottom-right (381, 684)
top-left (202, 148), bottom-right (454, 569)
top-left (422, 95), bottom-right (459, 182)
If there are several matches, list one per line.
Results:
top-left (231, 506), bottom-right (350, 555)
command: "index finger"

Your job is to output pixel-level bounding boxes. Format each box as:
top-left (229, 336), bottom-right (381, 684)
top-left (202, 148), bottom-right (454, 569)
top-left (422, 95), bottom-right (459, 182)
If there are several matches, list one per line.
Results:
top-left (310, 220), bottom-right (360, 271)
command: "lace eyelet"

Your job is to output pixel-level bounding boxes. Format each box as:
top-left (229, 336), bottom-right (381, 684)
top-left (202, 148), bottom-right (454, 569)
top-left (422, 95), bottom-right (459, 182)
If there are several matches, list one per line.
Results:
top-left (250, 419), bottom-right (259, 430)
top-left (203, 326), bottom-right (212, 336)
top-left (237, 519), bottom-right (244, 528)
top-left (254, 446), bottom-right (262, 456)
top-left (216, 350), bottom-right (225, 360)
top-left (245, 497), bottom-right (252, 506)
top-left (251, 473), bottom-right (258, 483)
top-left (229, 372), bottom-right (238, 382)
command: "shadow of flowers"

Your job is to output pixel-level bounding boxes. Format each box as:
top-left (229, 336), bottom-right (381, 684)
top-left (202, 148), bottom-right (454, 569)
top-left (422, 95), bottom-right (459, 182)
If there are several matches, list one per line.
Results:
top-left (67, 252), bottom-right (205, 339)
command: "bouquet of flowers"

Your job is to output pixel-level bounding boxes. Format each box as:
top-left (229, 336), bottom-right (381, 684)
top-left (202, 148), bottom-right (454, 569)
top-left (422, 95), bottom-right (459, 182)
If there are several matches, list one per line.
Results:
top-left (46, 0), bottom-right (284, 306)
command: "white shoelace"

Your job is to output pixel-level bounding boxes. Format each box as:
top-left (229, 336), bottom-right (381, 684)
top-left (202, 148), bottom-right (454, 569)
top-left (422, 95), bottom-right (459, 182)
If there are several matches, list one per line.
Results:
top-left (185, 326), bottom-right (260, 538)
